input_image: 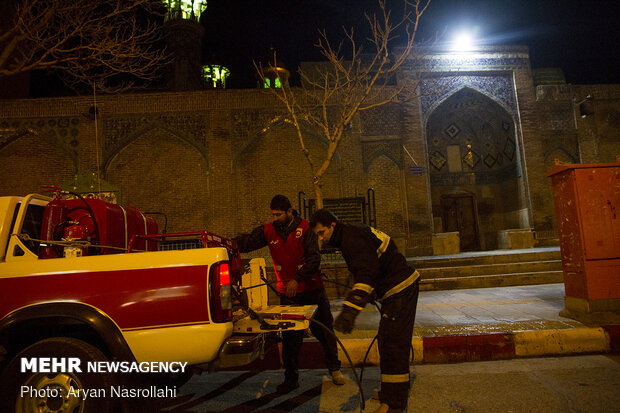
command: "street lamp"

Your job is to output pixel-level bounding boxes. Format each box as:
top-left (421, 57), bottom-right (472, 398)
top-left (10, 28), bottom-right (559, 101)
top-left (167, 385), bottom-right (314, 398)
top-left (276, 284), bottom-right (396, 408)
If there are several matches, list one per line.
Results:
top-left (452, 31), bottom-right (474, 52)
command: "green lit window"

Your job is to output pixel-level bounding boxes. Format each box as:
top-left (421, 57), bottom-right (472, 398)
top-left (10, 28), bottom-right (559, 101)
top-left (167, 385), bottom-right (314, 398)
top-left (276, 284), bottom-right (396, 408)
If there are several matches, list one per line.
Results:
top-left (263, 77), bottom-right (282, 88)
top-left (202, 65), bottom-right (230, 88)
top-left (163, 0), bottom-right (208, 21)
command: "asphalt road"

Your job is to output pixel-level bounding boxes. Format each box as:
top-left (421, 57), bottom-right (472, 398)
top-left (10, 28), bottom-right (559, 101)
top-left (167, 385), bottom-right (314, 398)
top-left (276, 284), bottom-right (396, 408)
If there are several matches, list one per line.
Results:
top-left (147, 355), bottom-right (620, 413)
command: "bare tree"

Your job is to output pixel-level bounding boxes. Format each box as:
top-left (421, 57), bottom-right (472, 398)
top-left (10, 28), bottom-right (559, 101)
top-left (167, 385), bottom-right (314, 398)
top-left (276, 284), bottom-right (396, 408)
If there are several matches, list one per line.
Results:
top-left (0, 0), bottom-right (167, 92)
top-left (256, 0), bottom-right (436, 208)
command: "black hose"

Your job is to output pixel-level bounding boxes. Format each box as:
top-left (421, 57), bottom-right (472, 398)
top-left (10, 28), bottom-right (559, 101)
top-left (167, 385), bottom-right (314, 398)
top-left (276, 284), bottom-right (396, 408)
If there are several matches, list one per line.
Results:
top-left (308, 318), bottom-right (365, 413)
top-left (143, 211), bottom-right (168, 234)
top-left (68, 191), bottom-right (102, 255)
top-left (237, 279), bottom-right (282, 292)
top-left (231, 280), bottom-right (365, 412)
top-left (359, 301), bottom-right (382, 385)
top-left (359, 302), bottom-right (416, 406)
top-left (360, 334), bottom-right (378, 385)
top-left (259, 267), bottom-right (281, 296)
top-left (322, 277), bottom-right (354, 290)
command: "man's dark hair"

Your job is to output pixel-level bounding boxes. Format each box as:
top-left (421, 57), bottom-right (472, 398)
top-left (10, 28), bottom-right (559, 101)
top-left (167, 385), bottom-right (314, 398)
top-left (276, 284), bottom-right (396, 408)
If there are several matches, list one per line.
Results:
top-left (270, 194), bottom-right (292, 211)
top-left (310, 209), bottom-right (338, 228)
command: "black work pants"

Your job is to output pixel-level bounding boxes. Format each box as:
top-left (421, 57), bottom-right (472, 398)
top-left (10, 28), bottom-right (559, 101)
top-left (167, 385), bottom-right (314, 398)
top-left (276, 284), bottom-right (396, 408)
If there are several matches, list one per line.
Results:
top-left (378, 279), bottom-right (420, 411)
top-left (279, 286), bottom-right (341, 381)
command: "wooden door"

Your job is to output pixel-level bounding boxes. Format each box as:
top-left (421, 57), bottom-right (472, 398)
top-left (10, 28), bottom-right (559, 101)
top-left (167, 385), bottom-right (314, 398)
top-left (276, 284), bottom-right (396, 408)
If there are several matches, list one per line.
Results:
top-left (441, 194), bottom-right (480, 251)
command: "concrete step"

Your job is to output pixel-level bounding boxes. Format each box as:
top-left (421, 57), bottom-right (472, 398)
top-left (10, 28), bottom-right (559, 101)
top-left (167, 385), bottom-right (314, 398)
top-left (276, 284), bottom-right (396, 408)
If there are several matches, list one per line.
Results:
top-left (419, 270), bottom-right (564, 291)
top-left (322, 247), bottom-right (565, 297)
top-left (418, 259), bottom-right (562, 279)
top-left (323, 270), bottom-right (564, 295)
top-left (408, 248), bottom-right (561, 268)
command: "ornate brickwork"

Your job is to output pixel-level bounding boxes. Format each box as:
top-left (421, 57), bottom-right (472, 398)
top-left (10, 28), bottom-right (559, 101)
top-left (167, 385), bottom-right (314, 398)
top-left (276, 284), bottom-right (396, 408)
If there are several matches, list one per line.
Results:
top-left (1, 48), bottom-right (618, 253)
top-left (425, 87), bottom-right (519, 186)
top-left (362, 140), bottom-right (403, 171)
top-left (0, 117), bottom-right (82, 166)
top-left (102, 113), bottom-right (208, 168)
top-left (539, 102), bottom-right (575, 130)
top-left (420, 56), bottom-right (529, 72)
top-left (231, 109), bottom-right (283, 165)
top-left (359, 105), bottom-right (402, 136)
top-left (420, 74), bottom-right (517, 122)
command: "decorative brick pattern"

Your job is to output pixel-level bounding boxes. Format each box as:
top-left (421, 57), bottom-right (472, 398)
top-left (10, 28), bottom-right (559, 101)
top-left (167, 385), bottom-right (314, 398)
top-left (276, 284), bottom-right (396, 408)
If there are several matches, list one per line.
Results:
top-left (1, 48), bottom-right (619, 251)
top-left (359, 105), bottom-right (402, 136)
top-left (102, 113), bottom-right (208, 169)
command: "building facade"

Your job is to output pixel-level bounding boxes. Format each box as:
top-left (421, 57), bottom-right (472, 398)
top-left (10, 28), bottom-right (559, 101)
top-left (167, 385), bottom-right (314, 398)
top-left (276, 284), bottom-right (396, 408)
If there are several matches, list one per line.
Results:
top-left (1, 46), bottom-right (618, 255)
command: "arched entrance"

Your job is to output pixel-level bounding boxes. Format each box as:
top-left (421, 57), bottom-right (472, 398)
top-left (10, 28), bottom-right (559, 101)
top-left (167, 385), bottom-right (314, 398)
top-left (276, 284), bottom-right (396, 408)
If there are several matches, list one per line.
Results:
top-left (426, 87), bottom-right (529, 251)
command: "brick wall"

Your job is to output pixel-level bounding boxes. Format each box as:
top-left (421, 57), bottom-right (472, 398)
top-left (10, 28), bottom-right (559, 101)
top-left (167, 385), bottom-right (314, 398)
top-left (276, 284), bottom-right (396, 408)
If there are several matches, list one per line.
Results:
top-left (534, 83), bottom-right (620, 233)
top-left (2, 49), bottom-right (619, 255)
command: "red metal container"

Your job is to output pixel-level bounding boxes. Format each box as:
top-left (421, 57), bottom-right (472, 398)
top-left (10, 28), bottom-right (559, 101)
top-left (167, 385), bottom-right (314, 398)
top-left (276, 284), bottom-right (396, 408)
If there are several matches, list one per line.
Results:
top-left (64, 198), bottom-right (158, 253)
top-left (547, 162), bottom-right (620, 312)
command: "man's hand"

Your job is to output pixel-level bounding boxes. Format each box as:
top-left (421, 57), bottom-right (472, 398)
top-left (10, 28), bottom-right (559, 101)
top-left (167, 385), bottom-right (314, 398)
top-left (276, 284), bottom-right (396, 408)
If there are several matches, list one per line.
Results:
top-left (334, 306), bottom-right (359, 334)
top-left (286, 279), bottom-right (299, 297)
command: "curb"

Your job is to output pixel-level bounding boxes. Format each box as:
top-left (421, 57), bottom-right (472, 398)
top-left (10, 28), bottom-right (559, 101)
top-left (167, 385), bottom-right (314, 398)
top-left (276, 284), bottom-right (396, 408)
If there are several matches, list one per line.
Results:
top-left (339, 325), bottom-right (617, 365)
top-left (230, 325), bottom-right (620, 371)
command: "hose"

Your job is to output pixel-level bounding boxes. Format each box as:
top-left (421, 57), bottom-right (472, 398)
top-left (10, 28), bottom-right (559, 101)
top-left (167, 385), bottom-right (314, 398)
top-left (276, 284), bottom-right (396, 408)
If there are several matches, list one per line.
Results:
top-left (360, 334), bottom-right (379, 385)
top-left (358, 300), bottom-right (416, 404)
top-left (309, 317), bottom-right (365, 413)
top-left (231, 280), bottom-right (366, 412)
top-left (143, 212), bottom-right (168, 233)
top-left (67, 191), bottom-right (102, 255)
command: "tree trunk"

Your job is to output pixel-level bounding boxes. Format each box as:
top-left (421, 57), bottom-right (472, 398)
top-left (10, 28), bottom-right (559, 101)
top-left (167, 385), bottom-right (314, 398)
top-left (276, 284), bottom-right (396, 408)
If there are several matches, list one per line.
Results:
top-left (313, 180), bottom-right (324, 210)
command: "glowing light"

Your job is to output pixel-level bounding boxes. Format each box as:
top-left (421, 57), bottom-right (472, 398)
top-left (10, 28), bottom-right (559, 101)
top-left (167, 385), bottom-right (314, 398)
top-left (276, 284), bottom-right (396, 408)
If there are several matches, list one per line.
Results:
top-left (163, 0), bottom-right (208, 21)
top-left (452, 31), bottom-right (474, 51)
top-left (202, 65), bottom-right (230, 88)
top-left (262, 76), bottom-right (283, 88)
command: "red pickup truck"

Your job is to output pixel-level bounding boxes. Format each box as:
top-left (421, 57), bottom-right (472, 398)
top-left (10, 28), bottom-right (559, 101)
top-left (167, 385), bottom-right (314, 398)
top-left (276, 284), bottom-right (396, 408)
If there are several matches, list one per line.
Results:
top-left (0, 191), bottom-right (314, 412)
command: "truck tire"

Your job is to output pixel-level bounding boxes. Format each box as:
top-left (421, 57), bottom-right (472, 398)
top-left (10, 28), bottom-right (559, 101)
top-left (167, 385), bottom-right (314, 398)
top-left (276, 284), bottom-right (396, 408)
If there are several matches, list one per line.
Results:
top-left (0, 337), bottom-right (115, 413)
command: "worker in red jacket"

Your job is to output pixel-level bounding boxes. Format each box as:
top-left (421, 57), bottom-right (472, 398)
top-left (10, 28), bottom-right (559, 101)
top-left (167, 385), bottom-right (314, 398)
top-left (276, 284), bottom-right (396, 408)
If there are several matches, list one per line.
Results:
top-left (311, 208), bottom-right (420, 413)
top-left (234, 195), bottom-right (344, 393)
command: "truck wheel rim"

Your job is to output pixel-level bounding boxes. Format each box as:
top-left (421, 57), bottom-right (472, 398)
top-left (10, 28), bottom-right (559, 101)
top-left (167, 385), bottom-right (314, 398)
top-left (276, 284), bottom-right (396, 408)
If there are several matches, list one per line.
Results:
top-left (17, 372), bottom-right (84, 413)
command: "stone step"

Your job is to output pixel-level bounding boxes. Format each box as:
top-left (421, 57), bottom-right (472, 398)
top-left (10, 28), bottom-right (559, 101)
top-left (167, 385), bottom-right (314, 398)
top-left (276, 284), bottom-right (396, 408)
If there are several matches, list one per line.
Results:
top-left (419, 270), bottom-right (564, 291)
top-left (323, 270), bottom-right (564, 296)
top-left (417, 260), bottom-right (562, 279)
top-left (408, 248), bottom-right (561, 268)
top-left (321, 247), bottom-right (565, 297)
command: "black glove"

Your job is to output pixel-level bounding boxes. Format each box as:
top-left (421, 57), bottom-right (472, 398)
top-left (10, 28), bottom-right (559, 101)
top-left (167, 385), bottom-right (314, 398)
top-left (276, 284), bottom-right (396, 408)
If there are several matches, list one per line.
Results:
top-left (334, 305), bottom-right (359, 334)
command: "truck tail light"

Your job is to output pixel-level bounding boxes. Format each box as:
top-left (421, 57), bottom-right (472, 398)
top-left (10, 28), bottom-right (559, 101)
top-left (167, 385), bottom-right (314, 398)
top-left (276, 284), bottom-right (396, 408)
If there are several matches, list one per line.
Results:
top-left (209, 261), bottom-right (232, 322)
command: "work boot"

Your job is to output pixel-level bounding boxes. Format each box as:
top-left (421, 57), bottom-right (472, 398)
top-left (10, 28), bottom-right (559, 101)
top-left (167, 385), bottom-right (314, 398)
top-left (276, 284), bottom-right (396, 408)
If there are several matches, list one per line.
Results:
top-left (372, 403), bottom-right (405, 413)
top-left (276, 379), bottom-right (299, 394)
top-left (330, 369), bottom-right (345, 385)
top-left (372, 403), bottom-right (390, 413)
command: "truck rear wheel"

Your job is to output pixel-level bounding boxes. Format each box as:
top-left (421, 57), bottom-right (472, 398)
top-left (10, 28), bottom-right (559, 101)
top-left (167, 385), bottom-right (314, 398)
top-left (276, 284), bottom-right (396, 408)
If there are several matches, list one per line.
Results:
top-left (0, 337), bottom-right (115, 413)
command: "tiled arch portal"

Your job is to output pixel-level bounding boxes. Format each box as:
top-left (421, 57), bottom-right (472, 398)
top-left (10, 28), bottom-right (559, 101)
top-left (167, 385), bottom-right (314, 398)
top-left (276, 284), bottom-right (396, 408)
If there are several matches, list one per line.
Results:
top-left (425, 87), bottom-right (529, 250)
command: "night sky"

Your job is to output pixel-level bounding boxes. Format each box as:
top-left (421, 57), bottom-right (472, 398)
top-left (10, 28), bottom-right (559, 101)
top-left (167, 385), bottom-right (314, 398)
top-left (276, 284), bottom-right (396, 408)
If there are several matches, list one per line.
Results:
top-left (201, 0), bottom-right (619, 88)
top-left (19, 0), bottom-right (619, 95)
